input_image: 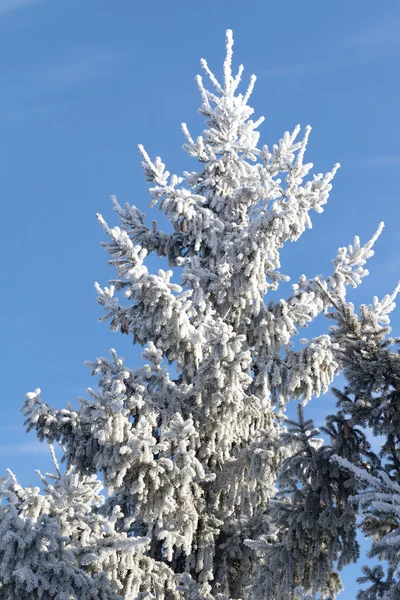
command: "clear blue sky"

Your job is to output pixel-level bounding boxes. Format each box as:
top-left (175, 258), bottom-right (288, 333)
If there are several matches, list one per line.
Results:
top-left (1, 0), bottom-right (400, 596)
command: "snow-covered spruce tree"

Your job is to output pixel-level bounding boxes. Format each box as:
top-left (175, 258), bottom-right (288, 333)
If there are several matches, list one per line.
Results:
top-left (0, 444), bottom-right (137, 600)
top-left (3, 30), bottom-right (387, 599)
top-left (325, 288), bottom-right (400, 600)
top-left (246, 404), bottom-right (376, 599)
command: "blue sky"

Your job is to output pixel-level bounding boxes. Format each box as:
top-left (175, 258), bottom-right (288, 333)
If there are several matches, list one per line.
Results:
top-left (1, 0), bottom-right (400, 596)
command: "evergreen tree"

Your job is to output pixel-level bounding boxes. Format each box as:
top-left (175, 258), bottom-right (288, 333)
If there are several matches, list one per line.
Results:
top-left (326, 286), bottom-right (400, 599)
top-left (247, 406), bottom-right (374, 599)
top-left (0, 445), bottom-right (126, 599)
top-left (1, 31), bottom-right (386, 599)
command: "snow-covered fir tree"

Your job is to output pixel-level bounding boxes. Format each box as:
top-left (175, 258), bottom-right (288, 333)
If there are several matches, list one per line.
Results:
top-left (0, 30), bottom-right (389, 599)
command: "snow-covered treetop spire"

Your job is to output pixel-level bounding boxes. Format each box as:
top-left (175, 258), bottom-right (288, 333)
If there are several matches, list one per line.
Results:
top-left (197, 29), bottom-right (257, 106)
top-left (180, 29), bottom-right (266, 209)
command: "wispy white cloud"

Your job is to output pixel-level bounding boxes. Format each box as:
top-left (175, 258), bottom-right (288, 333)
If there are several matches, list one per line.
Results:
top-left (38, 46), bottom-right (127, 88)
top-left (350, 18), bottom-right (400, 48)
top-left (0, 441), bottom-right (48, 455)
top-left (1, 46), bottom-right (128, 122)
top-left (258, 14), bottom-right (400, 79)
top-left (0, 0), bottom-right (47, 15)
top-left (352, 156), bottom-right (400, 168)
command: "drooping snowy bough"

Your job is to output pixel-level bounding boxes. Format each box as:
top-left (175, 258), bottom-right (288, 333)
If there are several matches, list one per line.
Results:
top-left (1, 31), bottom-right (386, 600)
